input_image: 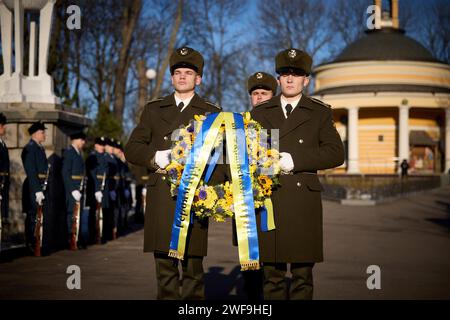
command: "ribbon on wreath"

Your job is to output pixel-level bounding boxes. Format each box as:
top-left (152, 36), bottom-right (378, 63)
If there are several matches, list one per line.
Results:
top-left (169, 112), bottom-right (275, 270)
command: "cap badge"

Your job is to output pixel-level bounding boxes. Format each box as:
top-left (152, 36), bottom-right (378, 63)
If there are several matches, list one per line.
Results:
top-left (180, 47), bottom-right (189, 56)
top-left (256, 72), bottom-right (263, 80)
top-left (288, 49), bottom-right (297, 59)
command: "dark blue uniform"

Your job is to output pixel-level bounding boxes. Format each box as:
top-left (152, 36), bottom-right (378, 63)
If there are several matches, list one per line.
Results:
top-left (85, 150), bottom-right (108, 243)
top-left (0, 139), bottom-right (9, 221)
top-left (62, 145), bottom-right (86, 245)
top-left (105, 153), bottom-right (120, 240)
top-left (21, 139), bottom-right (49, 248)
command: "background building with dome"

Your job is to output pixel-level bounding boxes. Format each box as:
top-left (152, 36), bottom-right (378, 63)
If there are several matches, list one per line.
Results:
top-left (313, 0), bottom-right (450, 175)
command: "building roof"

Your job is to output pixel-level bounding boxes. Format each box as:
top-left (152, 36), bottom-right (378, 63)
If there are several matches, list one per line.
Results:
top-left (332, 28), bottom-right (439, 64)
top-left (314, 84), bottom-right (450, 96)
top-left (410, 131), bottom-right (437, 146)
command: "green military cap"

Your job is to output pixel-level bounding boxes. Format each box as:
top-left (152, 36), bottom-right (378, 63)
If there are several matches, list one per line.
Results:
top-left (170, 46), bottom-right (204, 76)
top-left (247, 72), bottom-right (278, 95)
top-left (275, 48), bottom-right (312, 76)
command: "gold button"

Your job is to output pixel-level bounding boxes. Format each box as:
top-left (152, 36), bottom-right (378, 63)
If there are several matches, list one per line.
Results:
top-left (162, 176), bottom-right (166, 181)
top-left (297, 182), bottom-right (301, 187)
top-left (164, 136), bottom-right (168, 141)
top-left (299, 139), bottom-right (304, 144)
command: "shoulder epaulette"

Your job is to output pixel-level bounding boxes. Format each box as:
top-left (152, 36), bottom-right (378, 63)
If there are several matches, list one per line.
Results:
top-left (206, 101), bottom-right (222, 110)
top-left (146, 97), bottom-right (163, 105)
top-left (310, 97), bottom-right (331, 108)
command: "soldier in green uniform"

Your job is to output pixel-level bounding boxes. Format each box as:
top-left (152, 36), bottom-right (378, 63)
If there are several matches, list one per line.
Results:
top-left (125, 46), bottom-right (223, 300)
top-left (0, 113), bottom-right (10, 248)
top-left (247, 71), bottom-right (278, 108)
top-left (21, 121), bottom-right (49, 254)
top-left (250, 48), bottom-right (345, 300)
top-left (62, 132), bottom-right (87, 249)
top-left (230, 72), bottom-right (278, 300)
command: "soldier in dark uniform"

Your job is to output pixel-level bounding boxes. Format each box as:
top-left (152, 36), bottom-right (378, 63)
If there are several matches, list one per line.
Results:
top-left (21, 121), bottom-right (49, 254)
top-left (0, 113), bottom-right (10, 247)
top-left (250, 48), bottom-right (345, 300)
top-left (113, 141), bottom-right (132, 234)
top-left (85, 137), bottom-right (108, 244)
top-left (129, 164), bottom-right (148, 224)
top-left (247, 71), bottom-right (278, 108)
top-left (125, 46), bottom-right (223, 300)
top-left (104, 137), bottom-right (120, 241)
top-left (62, 132), bottom-right (87, 249)
top-left (231, 72), bottom-right (278, 300)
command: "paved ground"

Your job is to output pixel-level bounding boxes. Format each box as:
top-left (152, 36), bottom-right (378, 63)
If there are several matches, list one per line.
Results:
top-left (1, 186), bottom-right (449, 300)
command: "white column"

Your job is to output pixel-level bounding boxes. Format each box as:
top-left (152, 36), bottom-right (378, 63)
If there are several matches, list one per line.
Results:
top-left (0, 3), bottom-right (13, 77)
top-left (13, 0), bottom-right (24, 75)
top-left (38, 0), bottom-right (56, 77)
top-left (398, 104), bottom-right (410, 167)
top-left (347, 106), bottom-right (360, 173)
top-left (445, 108), bottom-right (450, 173)
top-left (29, 20), bottom-right (37, 77)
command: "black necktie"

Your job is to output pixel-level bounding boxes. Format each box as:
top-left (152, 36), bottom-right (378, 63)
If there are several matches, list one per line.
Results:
top-left (178, 102), bottom-right (184, 111)
top-left (285, 104), bottom-right (293, 117)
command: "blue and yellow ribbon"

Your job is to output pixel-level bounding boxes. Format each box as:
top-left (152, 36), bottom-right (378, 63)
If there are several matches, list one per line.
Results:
top-left (169, 112), bottom-right (224, 260)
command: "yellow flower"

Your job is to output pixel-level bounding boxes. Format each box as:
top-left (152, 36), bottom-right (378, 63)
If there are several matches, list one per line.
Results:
top-left (172, 145), bottom-right (185, 160)
top-left (258, 175), bottom-right (273, 190)
top-left (204, 186), bottom-right (218, 209)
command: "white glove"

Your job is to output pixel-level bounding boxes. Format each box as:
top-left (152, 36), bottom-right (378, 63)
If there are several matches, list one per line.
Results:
top-left (72, 190), bottom-right (82, 202)
top-left (0, 194), bottom-right (2, 200)
top-left (279, 152), bottom-right (294, 173)
top-left (155, 149), bottom-right (171, 169)
top-left (95, 191), bottom-right (103, 203)
top-left (35, 191), bottom-right (45, 205)
top-left (142, 187), bottom-right (147, 197)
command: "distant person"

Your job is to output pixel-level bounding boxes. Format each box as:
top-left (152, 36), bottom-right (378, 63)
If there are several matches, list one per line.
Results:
top-left (400, 159), bottom-right (409, 177)
top-left (247, 71), bottom-right (278, 107)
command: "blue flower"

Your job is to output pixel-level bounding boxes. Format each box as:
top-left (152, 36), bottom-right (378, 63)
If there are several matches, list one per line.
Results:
top-left (199, 189), bottom-right (208, 200)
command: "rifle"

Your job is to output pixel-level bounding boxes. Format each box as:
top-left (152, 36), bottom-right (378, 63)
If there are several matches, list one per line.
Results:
top-left (35, 164), bottom-right (51, 257)
top-left (0, 177), bottom-right (4, 252)
top-left (96, 173), bottom-right (106, 244)
top-left (70, 176), bottom-right (85, 250)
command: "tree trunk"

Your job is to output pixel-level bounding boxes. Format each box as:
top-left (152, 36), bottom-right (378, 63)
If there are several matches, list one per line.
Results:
top-left (113, 0), bottom-right (142, 121)
top-left (151, 0), bottom-right (184, 99)
top-left (135, 59), bottom-right (149, 123)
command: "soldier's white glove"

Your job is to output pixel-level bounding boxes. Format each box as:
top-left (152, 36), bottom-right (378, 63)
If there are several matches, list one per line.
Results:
top-left (142, 187), bottom-right (147, 197)
top-left (0, 194), bottom-right (2, 200)
top-left (35, 191), bottom-right (45, 205)
top-left (72, 190), bottom-right (82, 202)
top-left (155, 149), bottom-right (171, 169)
top-left (279, 152), bottom-right (294, 173)
top-left (95, 191), bottom-right (103, 203)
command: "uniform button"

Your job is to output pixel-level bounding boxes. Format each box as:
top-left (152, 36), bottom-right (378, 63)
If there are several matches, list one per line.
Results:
top-left (164, 136), bottom-right (168, 141)
top-left (297, 182), bottom-right (301, 187)
top-left (162, 176), bottom-right (166, 181)
top-left (298, 139), bottom-right (304, 144)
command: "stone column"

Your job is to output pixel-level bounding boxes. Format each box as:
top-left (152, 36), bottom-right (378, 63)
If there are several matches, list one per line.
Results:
top-left (445, 108), bottom-right (450, 173)
top-left (398, 103), bottom-right (410, 167)
top-left (0, 1), bottom-right (13, 77)
top-left (347, 106), bottom-right (360, 173)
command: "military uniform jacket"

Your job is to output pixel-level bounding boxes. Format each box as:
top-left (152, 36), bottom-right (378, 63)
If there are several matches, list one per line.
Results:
top-left (0, 139), bottom-right (10, 218)
top-left (105, 153), bottom-right (120, 207)
top-left (21, 139), bottom-right (49, 212)
top-left (62, 145), bottom-right (85, 212)
top-left (125, 93), bottom-right (222, 256)
top-left (250, 95), bottom-right (345, 263)
top-left (86, 151), bottom-right (108, 208)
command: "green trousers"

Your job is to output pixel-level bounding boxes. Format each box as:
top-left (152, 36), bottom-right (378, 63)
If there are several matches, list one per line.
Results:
top-left (154, 252), bottom-right (205, 300)
top-left (263, 262), bottom-right (314, 300)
